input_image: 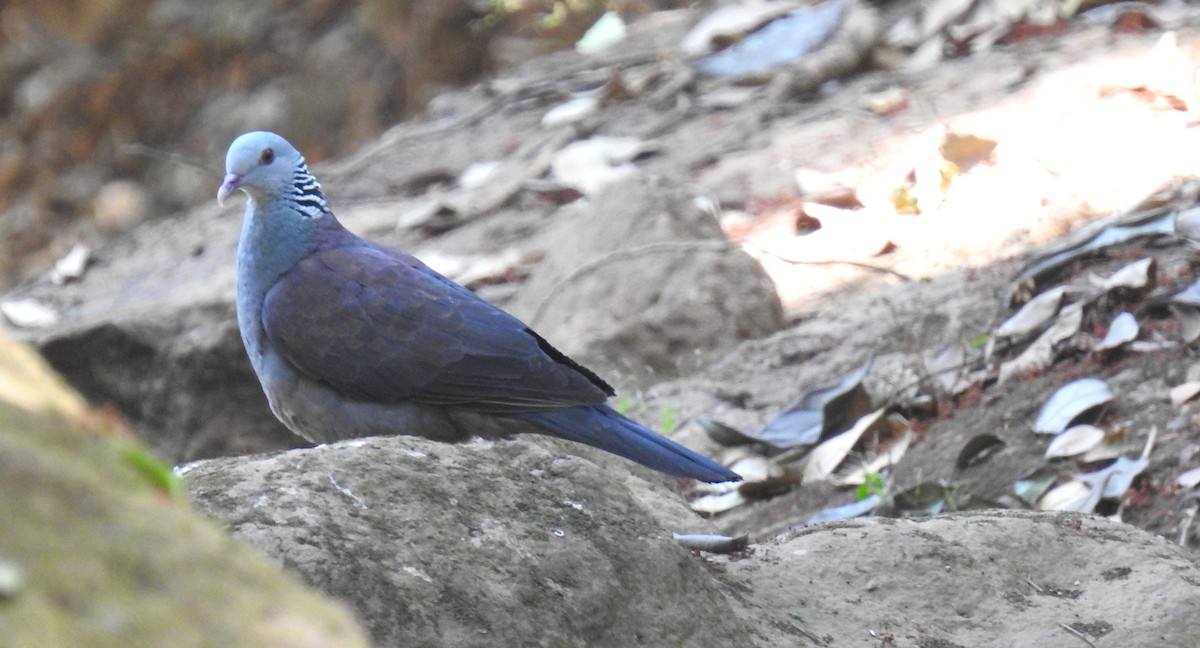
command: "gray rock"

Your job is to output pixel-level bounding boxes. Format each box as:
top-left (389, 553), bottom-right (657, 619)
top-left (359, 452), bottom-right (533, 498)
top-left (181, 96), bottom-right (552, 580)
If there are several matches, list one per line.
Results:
top-left (508, 175), bottom-right (784, 384)
top-left (722, 510), bottom-right (1200, 646)
top-left (182, 434), bottom-right (748, 648)
top-left (183, 432), bottom-right (1200, 647)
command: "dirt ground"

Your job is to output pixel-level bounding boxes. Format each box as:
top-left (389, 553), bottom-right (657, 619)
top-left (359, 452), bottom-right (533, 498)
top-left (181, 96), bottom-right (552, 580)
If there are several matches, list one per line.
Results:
top-left (484, 5), bottom-right (1200, 546)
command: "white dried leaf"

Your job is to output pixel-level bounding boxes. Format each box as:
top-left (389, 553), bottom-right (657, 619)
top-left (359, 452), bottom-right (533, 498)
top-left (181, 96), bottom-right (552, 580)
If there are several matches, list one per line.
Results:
top-left (1037, 479), bottom-right (1097, 512)
top-left (727, 455), bottom-right (781, 483)
top-left (1079, 443), bottom-right (1124, 463)
top-left (1033, 377), bottom-right (1113, 434)
top-left (1045, 424), bottom-right (1104, 458)
top-left (1172, 305), bottom-right (1200, 345)
top-left (689, 490), bottom-right (746, 515)
top-left (541, 96), bottom-right (600, 127)
top-left (995, 287), bottom-right (1066, 339)
top-left (550, 136), bottom-right (650, 195)
top-left (575, 11), bottom-right (626, 55)
top-left (681, 2), bottom-right (800, 56)
top-left (830, 430), bottom-right (913, 487)
top-left (458, 161), bottom-right (501, 190)
top-left (1088, 257), bottom-right (1154, 292)
top-left (1175, 205), bottom-right (1200, 241)
top-left (805, 494), bottom-right (883, 525)
top-left (1095, 311), bottom-right (1138, 351)
top-left (0, 299), bottom-right (58, 329)
top-left (50, 244), bottom-right (90, 285)
top-left (803, 408), bottom-right (885, 483)
top-left (999, 301), bottom-right (1083, 383)
top-left (1176, 466), bottom-right (1200, 489)
top-left (1170, 381), bottom-right (1200, 406)
top-left (1092, 455), bottom-right (1149, 499)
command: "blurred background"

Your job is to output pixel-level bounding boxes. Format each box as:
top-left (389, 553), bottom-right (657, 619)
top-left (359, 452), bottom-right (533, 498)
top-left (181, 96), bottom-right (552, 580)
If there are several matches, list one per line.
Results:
top-left (0, 0), bottom-right (677, 290)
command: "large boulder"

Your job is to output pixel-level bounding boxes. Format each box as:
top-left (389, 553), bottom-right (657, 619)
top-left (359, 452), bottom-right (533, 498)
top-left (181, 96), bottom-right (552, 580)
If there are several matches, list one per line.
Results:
top-left (182, 434), bottom-right (748, 647)
top-left (182, 430), bottom-right (1200, 647)
top-left (507, 175), bottom-right (784, 383)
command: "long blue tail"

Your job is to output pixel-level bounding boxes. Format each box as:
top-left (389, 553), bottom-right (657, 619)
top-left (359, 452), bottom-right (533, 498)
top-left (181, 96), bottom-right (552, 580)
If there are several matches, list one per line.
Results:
top-left (516, 404), bottom-right (740, 483)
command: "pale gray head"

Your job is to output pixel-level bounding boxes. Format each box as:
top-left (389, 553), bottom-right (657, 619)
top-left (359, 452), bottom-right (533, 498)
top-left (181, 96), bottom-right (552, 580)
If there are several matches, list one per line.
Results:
top-left (218, 131), bottom-right (328, 218)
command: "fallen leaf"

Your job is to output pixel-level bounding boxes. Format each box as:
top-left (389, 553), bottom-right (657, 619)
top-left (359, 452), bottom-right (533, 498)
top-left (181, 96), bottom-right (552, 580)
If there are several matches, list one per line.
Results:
top-left (994, 286), bottom-right (1066, 339)
top-left (575, 11), bottom-right (626, 54)
top-left (804, 494), bottom-right (883, 525)
top-left (50, 244), bottom-right (91, 285)
top-left (1045, 424), bottom-right (1105, 458)
top-left (689, 490), bottom-right (747, 515)
top-left (803, 408), bottom-right (885, 483)
top-left (1087, 257), bottom-right (1155, 294)
top-left (542, 96), bottom-right (600, 127)
top-left (1170, 382), bottom-right (1200, 406)
top-left (671, 533), bottom-right (750, 554)
top-left (1177, 466), bottom-right (1200, 489)
top-left (0, 299), bottom-right (59, 329)
top-left (998, 301), bottom-right (1083, 383)
top-left (681, 1), bottom-right (801, 57)
top-left (1014, 466), bottom-right (1060, 506)
top-left (830, 430), bottom-right (913, 487)
top-left (694, 0), bottom-right (850, 77)
top-left (1094, 311), bottom-right (1138, 351)
top-left (1033, 377), bottom-right (1113, 434)
top-left (956, 434), bottom-right (1005, 470)
top-left (752, 358), bottom-right (874, 450)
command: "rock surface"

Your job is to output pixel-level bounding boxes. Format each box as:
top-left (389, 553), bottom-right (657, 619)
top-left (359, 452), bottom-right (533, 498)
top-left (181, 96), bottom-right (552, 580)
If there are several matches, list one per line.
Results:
top-left (182, 434), bottom-right (747, 648)
top-left (183, 434), bottom-right (1200, 647)
top-left (507, 175), bottom-right (784, 381)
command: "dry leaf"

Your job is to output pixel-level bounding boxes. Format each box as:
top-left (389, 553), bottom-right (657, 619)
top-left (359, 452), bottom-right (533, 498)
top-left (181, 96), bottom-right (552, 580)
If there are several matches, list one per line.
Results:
top-left (1087, 257), bottom-right (1155, 293)
top-left (1176, 466), bottom-right (1200, 489)
top-left (1170, 382), bottom-right (1200, 406)
top-left (1095, 311), bottom-right (1138, 351)
top-left (0, 299), bottom-right (59, 329)
top-left (995, 286), bottom-right (1067, 339)
top-left (1045, 424), bottom-right (1105, 458)
top-left (1037, 479), bottom-right (1095, 512)
top-left (830, 431), bottom-right (913, 486)
top-left (1033, 377), bottom-right (1113, 434)
top-left (690, 490), bottom-right (747, 515)
top-left (999, 301), bottom-right (1083, 383)
top-left (803, 408), bottom-right (885, 483)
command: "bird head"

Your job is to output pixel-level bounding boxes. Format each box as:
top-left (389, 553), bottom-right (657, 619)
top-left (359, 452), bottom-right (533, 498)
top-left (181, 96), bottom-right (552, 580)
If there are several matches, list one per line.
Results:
top-left (218, 131), bottom-right (303, 207)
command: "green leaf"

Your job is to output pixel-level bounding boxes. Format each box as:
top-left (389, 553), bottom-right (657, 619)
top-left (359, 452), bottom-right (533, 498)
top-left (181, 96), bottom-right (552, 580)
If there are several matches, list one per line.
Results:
top-left (120, 445), bottom-right (181, 496)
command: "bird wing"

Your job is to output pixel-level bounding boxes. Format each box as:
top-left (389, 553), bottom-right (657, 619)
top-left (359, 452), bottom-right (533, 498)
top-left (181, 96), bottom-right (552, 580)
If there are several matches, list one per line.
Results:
top-left (260, 243), bottom-right (614, 412)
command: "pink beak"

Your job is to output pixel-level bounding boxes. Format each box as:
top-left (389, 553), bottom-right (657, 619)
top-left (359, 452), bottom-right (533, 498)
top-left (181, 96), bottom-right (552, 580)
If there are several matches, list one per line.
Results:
top-left (217, 173), bottom-right (242, 207)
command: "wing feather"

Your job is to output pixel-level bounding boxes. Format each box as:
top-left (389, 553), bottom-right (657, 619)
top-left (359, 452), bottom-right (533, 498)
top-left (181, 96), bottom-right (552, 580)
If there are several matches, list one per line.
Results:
top-left (261, 244), bottom-right (613, 412)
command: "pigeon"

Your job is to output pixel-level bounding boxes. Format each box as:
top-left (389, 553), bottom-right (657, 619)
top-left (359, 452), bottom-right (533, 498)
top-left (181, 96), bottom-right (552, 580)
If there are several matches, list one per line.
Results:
top-left (219, 131), bottom-right (739, 483)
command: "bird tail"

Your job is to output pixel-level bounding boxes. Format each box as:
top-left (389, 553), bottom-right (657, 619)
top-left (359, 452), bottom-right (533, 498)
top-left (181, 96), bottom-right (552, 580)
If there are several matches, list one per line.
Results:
top-left (517, 404), bottom-right (740, 483)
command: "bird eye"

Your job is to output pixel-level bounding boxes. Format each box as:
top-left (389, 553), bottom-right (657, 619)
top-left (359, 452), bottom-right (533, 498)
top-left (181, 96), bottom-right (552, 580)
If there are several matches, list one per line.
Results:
top-left (260, 148), bottom-right (275, 165)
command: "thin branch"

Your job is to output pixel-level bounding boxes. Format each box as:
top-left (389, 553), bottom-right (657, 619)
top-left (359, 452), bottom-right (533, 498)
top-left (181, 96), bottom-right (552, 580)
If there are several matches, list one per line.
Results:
top-left (741, 240), bottom-right (915, 282)
top-left (1058, 623), bottom-right (1097, 648)
top-left (118, 143), bottom-right (219, 177)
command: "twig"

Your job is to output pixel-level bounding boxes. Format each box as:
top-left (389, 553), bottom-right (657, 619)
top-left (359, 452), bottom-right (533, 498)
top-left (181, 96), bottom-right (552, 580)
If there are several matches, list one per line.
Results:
top-left (741, 240), bottom-right (915, 282)
top-left (1024, 576), bottom-right (1044, 593)
top-left (118, 143), bottom-right (220, 177)
top-left (1179, 505), bottom-right (1197, 548)
top-left (1058, 623), bottom-right (1097, 648)
top-left (529, 240), bottom-right (739, 326)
